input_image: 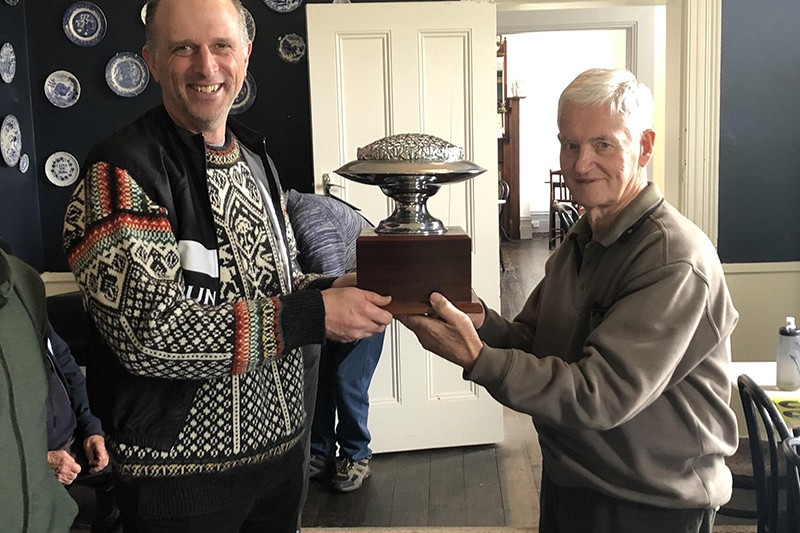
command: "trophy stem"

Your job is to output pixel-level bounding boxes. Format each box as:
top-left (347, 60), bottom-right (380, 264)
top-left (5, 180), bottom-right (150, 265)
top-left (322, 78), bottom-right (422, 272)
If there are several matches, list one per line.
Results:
top-left (377, 175), bottom-right (445, 235)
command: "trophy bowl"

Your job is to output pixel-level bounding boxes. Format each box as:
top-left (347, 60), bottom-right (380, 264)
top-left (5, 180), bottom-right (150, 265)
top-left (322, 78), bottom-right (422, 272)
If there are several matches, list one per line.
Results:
top-left (335, 133), bottom-right (485, 235)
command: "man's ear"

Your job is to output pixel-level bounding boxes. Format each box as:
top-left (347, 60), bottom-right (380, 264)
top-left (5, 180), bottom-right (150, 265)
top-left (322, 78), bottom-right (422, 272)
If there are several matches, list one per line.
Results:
top-left (639, 129), bottom-right (656, 167)
top-left (142, 46), bottom-right (158, 83)
top-left (243, 40), bottom-right (253, 68)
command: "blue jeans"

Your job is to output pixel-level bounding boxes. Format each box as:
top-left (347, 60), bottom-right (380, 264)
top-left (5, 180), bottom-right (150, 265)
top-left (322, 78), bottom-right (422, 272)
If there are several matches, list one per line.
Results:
top-left (310, 332), bottom-right (385, 461)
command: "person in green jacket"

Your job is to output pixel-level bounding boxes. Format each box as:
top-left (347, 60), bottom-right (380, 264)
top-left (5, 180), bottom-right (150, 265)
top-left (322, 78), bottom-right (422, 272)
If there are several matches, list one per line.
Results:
top-left (0, 247), bottom-right (78, 532)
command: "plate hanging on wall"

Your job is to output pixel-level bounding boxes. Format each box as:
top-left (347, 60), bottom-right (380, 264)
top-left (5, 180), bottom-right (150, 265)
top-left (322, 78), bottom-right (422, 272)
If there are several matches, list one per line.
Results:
top-left (0, 42), bottom-right (16, 84)
top-left (1, 114), bottom-right (22, 167)
top-left (277, 33), bottom-right (306, 63)
top-left (4, 0), bottom-right (20, 6)
top-left (105, 52), bottom-right (150, 97)
top-left (243, 7), bottom-right (256, 42)
top-left (45, 151), bottom-right (80, 187)
top-left (63, 1), bottom-right (107, 47)
top-left (45, 70), bottom-right (81, 108)
top-left (230, 71), bottom-right (256, 115)
top-left (18, 153), bottom-right (29, 173)
top-left (263, 0), bottom-right (303, 14)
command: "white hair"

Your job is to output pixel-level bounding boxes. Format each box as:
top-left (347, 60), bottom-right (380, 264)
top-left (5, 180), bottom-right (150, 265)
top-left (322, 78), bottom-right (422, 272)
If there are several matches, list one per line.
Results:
top-left (558, 68), bottom-right (654, 136)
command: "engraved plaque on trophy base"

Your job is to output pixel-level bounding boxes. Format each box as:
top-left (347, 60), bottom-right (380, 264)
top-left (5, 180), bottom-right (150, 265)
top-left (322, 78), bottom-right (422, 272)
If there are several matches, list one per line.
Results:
top-left (356, 227), bottom-right (482, 315)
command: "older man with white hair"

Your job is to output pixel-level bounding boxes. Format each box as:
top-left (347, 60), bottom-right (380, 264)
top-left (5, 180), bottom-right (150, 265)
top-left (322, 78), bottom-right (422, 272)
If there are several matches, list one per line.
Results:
top-left (401, 68), bottom-right (739, 533)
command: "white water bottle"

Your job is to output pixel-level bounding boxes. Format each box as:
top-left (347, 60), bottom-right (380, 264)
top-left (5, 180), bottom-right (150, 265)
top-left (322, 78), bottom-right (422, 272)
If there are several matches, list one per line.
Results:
top-left (776, 316), bottom-right (800, 391)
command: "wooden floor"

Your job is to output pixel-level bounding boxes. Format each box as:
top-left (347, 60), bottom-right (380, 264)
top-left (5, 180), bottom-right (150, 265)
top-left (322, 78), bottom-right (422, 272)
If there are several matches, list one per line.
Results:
top-left (301, 236), bottom-right (551, 529)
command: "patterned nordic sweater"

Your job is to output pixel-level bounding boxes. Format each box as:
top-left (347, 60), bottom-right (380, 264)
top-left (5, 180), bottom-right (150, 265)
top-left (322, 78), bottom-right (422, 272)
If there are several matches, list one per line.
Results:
top-left (64, 128), bottom-right (327, 517)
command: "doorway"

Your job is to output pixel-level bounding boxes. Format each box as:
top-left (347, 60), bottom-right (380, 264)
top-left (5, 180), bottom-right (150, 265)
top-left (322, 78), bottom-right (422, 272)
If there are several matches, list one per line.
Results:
top-left (498, 5), bottom-right (666, 237)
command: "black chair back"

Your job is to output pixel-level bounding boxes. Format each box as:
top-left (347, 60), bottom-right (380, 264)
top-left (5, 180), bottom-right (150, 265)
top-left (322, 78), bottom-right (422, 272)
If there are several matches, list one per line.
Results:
top-left (781, 436), bottom-right (800, 533)
top-left (554, 202), bottom-right (580, 233)
top-left (738, 374), bottom-right (793, 533)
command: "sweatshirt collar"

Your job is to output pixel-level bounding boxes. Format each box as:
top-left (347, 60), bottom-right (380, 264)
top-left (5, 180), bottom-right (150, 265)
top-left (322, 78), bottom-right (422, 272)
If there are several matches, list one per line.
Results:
top-left (572, 182), bottom-right (665, 248)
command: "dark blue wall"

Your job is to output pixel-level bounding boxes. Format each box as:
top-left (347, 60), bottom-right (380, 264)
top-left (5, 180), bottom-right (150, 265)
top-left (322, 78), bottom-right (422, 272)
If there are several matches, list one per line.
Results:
top-left (0, 4), bottom-right (42, 266)
top-left (719, 0), bottom-right (800, 263)
top-left (2, 0), bottom-right (322, 271)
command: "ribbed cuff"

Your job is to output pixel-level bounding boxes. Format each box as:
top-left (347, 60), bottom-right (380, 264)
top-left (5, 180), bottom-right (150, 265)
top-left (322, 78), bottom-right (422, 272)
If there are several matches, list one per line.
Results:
top-left (278, 289), bottom-right (326, 351)
top-left (464, 344), bottom-right (513, 388)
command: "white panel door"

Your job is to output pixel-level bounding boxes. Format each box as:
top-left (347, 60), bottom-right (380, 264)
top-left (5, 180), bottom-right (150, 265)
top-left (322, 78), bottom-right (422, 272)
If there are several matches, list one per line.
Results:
top-left (306, 1), bottom-right (503, 453)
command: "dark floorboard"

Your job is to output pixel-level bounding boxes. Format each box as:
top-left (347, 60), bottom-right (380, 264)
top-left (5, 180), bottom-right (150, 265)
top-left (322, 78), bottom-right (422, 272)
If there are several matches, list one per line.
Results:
top-left (359, 453), bottom-right (396, 526)
top-left (391, 451), bottom-right (431, 526)
top-left (429, 448), bottom-right (467, 526)
top-left (499, 235), bottom-right (549, 320)
top-left (463, 446), bottom-right (505, 527)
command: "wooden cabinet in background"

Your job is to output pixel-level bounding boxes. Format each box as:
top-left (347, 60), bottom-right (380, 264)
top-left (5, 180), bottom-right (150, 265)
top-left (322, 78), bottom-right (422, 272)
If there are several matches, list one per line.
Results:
top-left (499, 96), bottom-right (523, 240)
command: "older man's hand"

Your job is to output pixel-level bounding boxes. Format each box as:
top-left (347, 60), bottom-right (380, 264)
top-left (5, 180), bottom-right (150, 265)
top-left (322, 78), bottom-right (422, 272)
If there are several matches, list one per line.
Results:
top-left (47, 450), bottom-right (81, 485)
top-left (322, 287), bottom-right (393, 343)
top-left (83, 434), bottom-right (109, 474)
top-left (398, 292), bottom-right (485, 371)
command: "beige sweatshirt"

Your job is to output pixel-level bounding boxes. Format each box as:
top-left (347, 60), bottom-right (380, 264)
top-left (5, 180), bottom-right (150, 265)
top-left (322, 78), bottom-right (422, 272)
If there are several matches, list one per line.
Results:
top-left (469, 183), bottom-right (739, 509)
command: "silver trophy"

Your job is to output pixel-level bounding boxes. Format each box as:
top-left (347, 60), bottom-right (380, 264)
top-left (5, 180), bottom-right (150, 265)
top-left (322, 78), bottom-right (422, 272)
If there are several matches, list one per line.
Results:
top-left (335, 133), bottom-right (485, 235)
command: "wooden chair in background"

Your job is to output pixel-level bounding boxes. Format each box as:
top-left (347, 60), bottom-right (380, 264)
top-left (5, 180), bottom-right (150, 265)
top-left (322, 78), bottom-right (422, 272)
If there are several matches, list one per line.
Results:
top-left (781, 436), bottom-right (800, 533)
top-left (548, 170), bottom-right (579, 249)
top-left (719, 438), bottom-right (761, 524)
top-left (733, 374), bottom-right (793, 533)
top-left (498, 179), bottom-right (510, 271)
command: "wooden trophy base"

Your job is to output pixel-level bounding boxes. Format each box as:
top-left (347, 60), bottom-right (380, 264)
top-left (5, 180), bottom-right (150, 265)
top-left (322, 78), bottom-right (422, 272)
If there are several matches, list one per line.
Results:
top-left (356, 227), bottom-right (482, 315)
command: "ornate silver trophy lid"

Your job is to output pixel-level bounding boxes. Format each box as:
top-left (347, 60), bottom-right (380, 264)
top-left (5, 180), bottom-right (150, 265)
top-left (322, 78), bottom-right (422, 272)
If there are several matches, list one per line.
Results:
top-left (335, 133), bottom-right (485, 235)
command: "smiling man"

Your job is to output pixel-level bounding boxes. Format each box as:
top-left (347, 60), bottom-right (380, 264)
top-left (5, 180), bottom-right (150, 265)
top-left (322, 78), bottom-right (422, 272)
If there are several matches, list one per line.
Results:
top-left (400, 69), bottom-right (739, 533)
top-left (142, 0), bottom-right (251, 146)
top-left (62, 0), bottom-right (392, 531)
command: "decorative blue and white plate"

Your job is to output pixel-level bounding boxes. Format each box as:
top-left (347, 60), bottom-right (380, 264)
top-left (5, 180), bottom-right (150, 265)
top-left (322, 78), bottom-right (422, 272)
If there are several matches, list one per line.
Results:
top-left (231, 71), bottom-right (256, 115)
top-left (277, 33), bottom-right (306, 63)
top-left (0, 42), bottom-right (16, 84)
top-left (105, 52), bottom-right (150, 97)
top-left (1, 114), bottom-right (22, 168)
top-left (244, 7), bottom-right (256, 42)
top-left (45, 70), bottom-right (81, 108)
top-left (45, 151), bottom-right (80, 187)
top-left (263, 0), bottom-right (302, 13)
top-left (18, 153), bottom-right (29, 173)
top-left (63, 2), bottom-right (107, 47)
top-left (4, 0), bottom-right (20, 5)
